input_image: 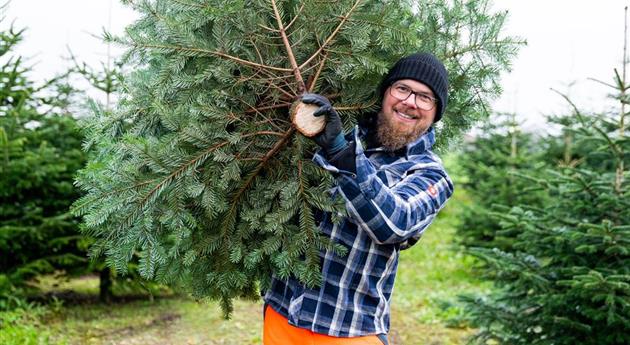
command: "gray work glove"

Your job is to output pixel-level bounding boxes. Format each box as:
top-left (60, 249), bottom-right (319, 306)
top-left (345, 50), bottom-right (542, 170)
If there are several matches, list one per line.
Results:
top-left (300, 93), bottom-right (347, 155)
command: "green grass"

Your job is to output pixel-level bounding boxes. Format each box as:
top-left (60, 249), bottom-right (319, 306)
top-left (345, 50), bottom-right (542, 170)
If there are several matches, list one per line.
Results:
top-left (45, 297), bottom-right (264, 345)
top-left (0, 305), bottom-right (55, 345)
top-left (390, 183), bottom-right (489, 345)
top-left (2, 154), bottom-right (486, 345)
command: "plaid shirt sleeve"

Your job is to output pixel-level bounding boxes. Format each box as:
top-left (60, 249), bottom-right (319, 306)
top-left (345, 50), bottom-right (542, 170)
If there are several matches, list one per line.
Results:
top-left (313, 129), bottom-right (454, 246)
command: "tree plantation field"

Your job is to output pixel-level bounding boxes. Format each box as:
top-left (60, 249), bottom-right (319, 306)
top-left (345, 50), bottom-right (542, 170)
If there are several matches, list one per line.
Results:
top-left (1, 165), bottom-right (486, 345)
top-left (3, 1), bottom-right (629, 344)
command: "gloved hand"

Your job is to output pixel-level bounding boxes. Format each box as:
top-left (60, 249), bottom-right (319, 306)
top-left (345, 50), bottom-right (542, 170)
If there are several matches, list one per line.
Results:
top-left (301, 93), bottom-right (347, 156)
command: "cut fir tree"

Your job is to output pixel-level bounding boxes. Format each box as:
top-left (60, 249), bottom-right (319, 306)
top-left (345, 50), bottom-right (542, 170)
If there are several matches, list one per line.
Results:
top-left (291, 100), bottom-right (326, 137)
top-left (73, 0), bottom-right (521, 316)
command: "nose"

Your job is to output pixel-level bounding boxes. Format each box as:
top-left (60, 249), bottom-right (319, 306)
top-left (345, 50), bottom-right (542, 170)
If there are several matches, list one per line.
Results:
top-left (401, 93), bottom-right (417, 108)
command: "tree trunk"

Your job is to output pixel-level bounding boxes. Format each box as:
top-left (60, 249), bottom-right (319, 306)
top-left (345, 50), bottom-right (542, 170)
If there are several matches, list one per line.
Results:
top-left (99, 266), bottom-right (113, 303)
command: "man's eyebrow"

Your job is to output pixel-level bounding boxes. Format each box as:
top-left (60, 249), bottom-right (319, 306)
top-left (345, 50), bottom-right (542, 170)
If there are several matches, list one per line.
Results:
top-left (395, 82), bottom-right (434, 96)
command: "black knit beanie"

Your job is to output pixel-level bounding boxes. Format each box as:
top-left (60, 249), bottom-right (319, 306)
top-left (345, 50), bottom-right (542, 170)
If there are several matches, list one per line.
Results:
top-left (379, 53), bottom-right (449, 122)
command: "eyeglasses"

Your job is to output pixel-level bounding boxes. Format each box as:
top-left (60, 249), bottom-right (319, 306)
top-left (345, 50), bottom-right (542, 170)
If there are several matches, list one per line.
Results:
top-left (389, 83), bottom-right (437, 111)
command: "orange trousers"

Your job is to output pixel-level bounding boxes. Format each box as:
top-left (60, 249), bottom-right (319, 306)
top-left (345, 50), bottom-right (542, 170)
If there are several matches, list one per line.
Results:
top-left (263, 305), bottom-right (386, 345)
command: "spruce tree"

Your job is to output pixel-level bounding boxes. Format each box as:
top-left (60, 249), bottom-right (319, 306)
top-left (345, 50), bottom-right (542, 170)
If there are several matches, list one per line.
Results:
top-left (456, 113), bottom-right (548, 251)
top-left (0, 22), bottom-right (87, 308)
top-left (462, 16), bottom-right (630, 345)
top-left (73, 0), bottom-right (522, 316)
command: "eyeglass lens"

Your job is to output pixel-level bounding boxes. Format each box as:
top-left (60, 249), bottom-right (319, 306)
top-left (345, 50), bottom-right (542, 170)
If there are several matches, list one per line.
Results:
top-left (390, 84), bottom-right (435, 111)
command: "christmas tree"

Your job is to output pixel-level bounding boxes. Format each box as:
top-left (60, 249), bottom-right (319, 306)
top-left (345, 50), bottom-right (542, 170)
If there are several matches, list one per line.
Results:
top-left (0, 20), bottom-right (87, 308)
top-left (456, 113), bottom-right (549, 251)
top-left (461, 14), bottom-right (630, 344)
top-left (73, 0), bottom-right (521, 316)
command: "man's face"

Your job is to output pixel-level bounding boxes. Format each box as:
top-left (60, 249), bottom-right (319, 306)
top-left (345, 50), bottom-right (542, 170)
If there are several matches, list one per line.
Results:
top-left (377, 79), bottom-right (437, 151)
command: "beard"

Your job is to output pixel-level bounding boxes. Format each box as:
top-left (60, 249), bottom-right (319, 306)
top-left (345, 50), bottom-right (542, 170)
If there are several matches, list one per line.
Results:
top-left (375, 110), bottom-right (429, 151)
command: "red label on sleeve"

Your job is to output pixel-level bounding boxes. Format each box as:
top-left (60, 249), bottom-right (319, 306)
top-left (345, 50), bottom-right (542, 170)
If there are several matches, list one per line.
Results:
top-left (428, 185), bottom-right (438, 197)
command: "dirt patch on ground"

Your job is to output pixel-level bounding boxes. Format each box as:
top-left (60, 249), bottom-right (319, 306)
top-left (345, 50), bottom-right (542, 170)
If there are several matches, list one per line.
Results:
top-left (50, 299), bottom-right (263, 345)
top-left (104, 313), bottom-right (182, 338)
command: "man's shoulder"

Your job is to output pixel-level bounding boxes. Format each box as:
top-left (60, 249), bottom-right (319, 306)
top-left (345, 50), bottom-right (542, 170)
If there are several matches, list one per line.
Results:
top-left (409, 149), bottom-right (443, 163)
top-left (391, 149), bottom-right (444, 173)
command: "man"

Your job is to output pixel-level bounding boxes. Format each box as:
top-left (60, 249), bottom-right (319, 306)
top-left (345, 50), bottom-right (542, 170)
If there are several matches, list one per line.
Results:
top-left (263, 53), bottom-right (454, 345)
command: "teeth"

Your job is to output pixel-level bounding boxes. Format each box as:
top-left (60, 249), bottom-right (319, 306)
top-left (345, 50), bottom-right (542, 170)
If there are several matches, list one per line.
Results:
top-left (396, 111), bottom-right (416, 120)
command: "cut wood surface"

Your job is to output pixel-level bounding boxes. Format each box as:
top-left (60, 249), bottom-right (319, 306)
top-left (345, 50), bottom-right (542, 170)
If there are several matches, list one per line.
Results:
top-left (291, 101), bottom-right (326, 137)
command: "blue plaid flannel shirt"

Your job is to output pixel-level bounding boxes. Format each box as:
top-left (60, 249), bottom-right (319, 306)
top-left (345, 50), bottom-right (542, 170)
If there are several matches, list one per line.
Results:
top-left (263, 125), bottom-right (454, 337)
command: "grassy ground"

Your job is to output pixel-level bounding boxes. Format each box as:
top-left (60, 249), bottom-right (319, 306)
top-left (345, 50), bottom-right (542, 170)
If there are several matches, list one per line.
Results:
top-left (45, 297), bottom-right (264, 345)
top-left (2, 156), bottom-right (486, 345)
top-left (390, 186), bottom-right (487, 345)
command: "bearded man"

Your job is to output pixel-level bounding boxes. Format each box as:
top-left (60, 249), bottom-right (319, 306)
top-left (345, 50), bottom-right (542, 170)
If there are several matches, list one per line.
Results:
top-left (263, 53), bottom-right (454, 345)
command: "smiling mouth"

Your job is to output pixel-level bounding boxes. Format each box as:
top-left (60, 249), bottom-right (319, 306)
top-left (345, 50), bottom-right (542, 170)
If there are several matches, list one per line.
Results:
top-left (395, 110), bottom-right (418, 120)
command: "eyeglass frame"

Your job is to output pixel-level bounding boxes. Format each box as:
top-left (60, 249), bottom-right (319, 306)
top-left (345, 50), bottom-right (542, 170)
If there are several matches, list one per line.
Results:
top-left (388, 82), bottom-right (438, 111)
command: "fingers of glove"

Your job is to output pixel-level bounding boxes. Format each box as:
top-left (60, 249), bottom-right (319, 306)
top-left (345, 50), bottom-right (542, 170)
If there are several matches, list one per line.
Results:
top-left (313, 105), bottom-right (333, 117)
top-left (314, 135), bottom-right (326, 148)
top-left (301, 93), bottom-right (330, 107)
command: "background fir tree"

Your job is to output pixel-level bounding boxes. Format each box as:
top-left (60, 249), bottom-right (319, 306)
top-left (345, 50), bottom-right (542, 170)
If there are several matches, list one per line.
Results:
top-left (542, 111), bottom-right (618, 171)
top-left (456, 113), bottom-right (548, 251)
top-left (73, 0), bottom-right (522, 316)
top-left (461, 13), bottom-right (630, 344)
top-left (0, 20), bottom-right (87, 309)
top-left (69, 51), bottom-right (121, 302)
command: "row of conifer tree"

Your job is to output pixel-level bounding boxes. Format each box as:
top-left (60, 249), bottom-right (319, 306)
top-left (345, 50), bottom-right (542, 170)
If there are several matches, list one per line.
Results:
top-left (456, 54), bottom-right (629, 344)
top-left (0, 1), bottom-right (627, 344)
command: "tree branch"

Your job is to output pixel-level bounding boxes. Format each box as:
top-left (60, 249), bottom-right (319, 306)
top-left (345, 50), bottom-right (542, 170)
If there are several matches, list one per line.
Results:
top-left (307, 52), bottom-right (328, 92)
top-left (299, 0), bottom-right (363, 70)
top-left (171, 0), bottom-right (204, 9)
top-left (245, 102), bottom-right (291, 113)
top-left (136, 43), bottom-right (293, 72)
top-left (233, 96), bottom-right (287, 132)
top-left (222, 128), bottom-right (296, 235)
top-left (258, 23), bottom-right (281, 33)
top-left (270, 0), bottom-right (305, 92)
top-left (552, 88), bottom-right (622, 158)
top-left (335, 99), bottom-right (378, 111)
top-left (285, 3), bottom-right (305, 32)
top-left (444, 38), bottom-right (522, 59)
top-left (115, 129), bottom-right (286, 239)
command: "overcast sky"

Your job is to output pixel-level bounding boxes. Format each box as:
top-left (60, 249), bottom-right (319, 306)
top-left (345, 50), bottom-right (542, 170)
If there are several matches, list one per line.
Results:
top-left (4, 0), bottom-right (629, 130)
top-left (492, 0), bottom-right (628, 129)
